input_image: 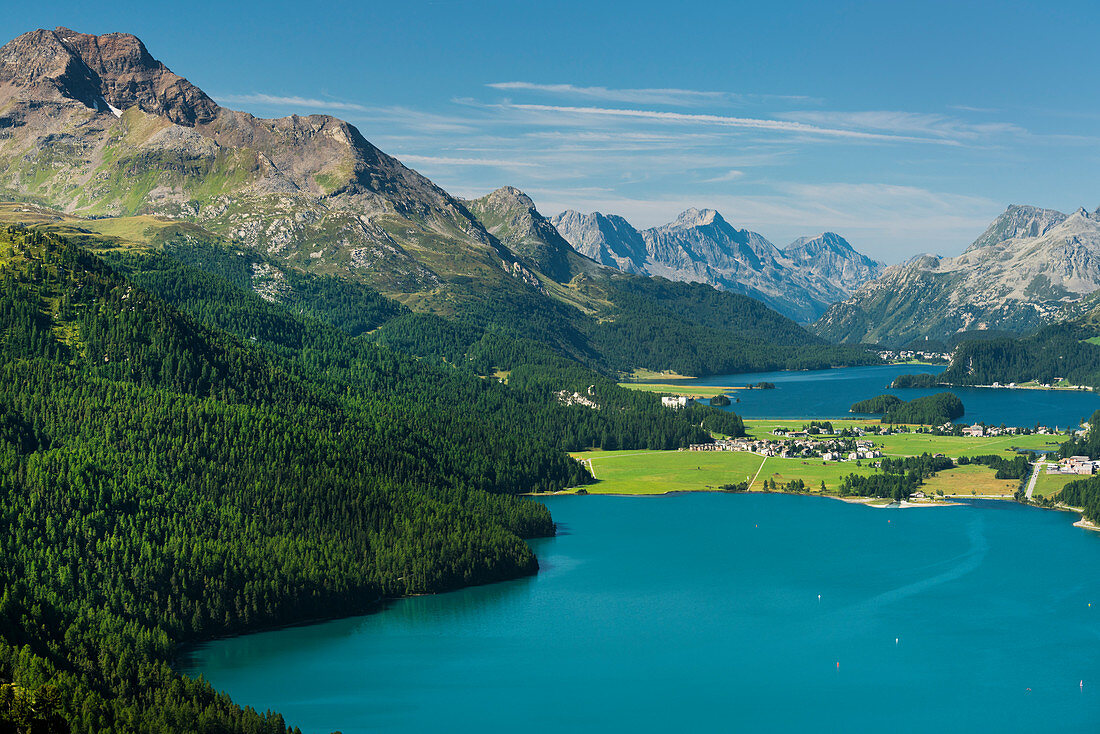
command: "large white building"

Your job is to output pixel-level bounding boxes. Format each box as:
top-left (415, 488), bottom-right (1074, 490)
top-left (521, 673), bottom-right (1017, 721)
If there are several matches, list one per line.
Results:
top-left (661, 396), bottom-right (694, 409)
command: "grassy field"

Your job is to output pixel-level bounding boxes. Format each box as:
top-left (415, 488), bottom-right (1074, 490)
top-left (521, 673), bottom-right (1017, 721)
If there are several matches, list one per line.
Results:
top-left (1031, 469), bottom-right (1077, 499)
top-left (923, 464), bottom-right (1018, 497)
top-left (619, 383), bottom-right (736, 398)
top-left (568, 418), bottom-right (1070, 498)
top-left (570, 450), bottom-right (764, 495)
top-left (750, 456), bottom-right (878, 493)
top-left (570, 450), bottom-right (883, 495)
top-left (871, 432), bottom-right (1065, 458)
top-left (624, 369), bottom-right (697, 381)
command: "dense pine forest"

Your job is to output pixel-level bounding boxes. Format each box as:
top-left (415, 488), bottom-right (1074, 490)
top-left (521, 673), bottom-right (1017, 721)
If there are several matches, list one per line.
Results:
top-left (849, 393), bottom-right (964, 424)
top-left (940, 324), bottom-right (1100, 388)
top-left (0, 226), bottom-right (744, 732)
top-left (850, 395), bottom-right (903, 414)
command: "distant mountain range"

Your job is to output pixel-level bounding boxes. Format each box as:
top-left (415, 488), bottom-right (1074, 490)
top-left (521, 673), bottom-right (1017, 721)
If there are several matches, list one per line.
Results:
top-left (814, 204), bottom-right (1100, 346)
top-left (18, 26), bottom-right (1099, 366)
top-left (551, 208), bottom-right (884, 322)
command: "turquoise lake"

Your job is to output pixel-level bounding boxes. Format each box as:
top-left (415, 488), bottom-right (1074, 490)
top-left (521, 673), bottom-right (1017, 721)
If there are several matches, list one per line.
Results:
top-left (184, 494), bottom-right (1100, 733)
top-left (688, 364), bottom-right (1100, 428)
top-left (183, 365), bottom-right (1100, 732)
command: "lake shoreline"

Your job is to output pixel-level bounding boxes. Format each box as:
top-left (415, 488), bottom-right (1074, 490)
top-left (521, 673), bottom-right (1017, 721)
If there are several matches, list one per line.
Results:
top-left (534, 486), bottom-right (963, 509)
top-left (530, 488), bottom-right (1100, 531)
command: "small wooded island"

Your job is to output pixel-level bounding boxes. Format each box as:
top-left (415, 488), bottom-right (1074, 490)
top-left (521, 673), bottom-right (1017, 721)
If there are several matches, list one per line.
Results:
top-left (850, 392), bottom-right (965, 424)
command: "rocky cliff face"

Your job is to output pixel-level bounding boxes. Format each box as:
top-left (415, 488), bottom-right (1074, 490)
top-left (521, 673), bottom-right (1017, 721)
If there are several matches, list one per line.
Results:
top-left (814, 205), bottom-right (1100, 346)
top-left (784, 232), bottom-right (885, 298)
top-left (552, 207), bottom-right (883, 322)
top-left (549, 209), bottom-right (648, 274)
top-left (0, 27), bottom-right (217, 124)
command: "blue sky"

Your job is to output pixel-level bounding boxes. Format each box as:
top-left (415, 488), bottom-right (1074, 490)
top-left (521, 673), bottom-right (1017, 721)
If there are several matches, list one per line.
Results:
top-left (6, 1), bottom-right (1100, 262)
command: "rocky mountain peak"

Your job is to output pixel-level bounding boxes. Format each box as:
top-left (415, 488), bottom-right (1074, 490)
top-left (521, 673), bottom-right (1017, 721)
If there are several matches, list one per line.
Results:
top-left (784, 232), bottom-right (885, 299)
top-left (0, 27), bottom-right (219, 125)
top-left (966, 203), bottom-right (1067, 252)
top-left (670, 207), bottom-right (723, 229)
top-left (482, 185), bottom-right (537, 212)
top-left (463, 186), bottom-right (589, 283)
top-left (815, 204), bottom-right (1100, 346)
top-left (550, 209), bottom-right (648, 275)
top-left (786, 232), bottom-right (856, 255)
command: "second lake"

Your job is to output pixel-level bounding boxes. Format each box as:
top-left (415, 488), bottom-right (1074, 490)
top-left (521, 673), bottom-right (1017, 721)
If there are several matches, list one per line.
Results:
top-left (684, 364), bottom-right (1100, 428)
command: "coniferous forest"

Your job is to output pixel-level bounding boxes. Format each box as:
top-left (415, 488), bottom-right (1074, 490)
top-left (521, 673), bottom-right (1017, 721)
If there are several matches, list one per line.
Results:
top-left (849, 393), bottom-right (963, 424)
top-left (0, 227), bottom-right (744, 732)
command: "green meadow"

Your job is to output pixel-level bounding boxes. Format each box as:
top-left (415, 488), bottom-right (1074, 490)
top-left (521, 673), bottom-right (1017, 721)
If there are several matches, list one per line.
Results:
top-left (750, 456), bottom-right (879, 493)
top-left (923, 464), bottom-right (1018, 497)
top-left (743, 418), bottom-right (879, 435)
top-left (871, 432), bottom-right (1065, 458)
top-left (570, 450), bottom-right (764, 494)
top-left (1030, 469), bottom-right (1077, 500)
top-left (618, 383), bottom-right (735, 398)
top-left (570, 424), bottom-right (1068, 497)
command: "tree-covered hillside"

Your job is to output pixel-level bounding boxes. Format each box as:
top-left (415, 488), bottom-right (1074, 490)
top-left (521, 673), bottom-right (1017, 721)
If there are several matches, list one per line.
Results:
top-left (0, 226), bottom-right (744, 732)
top-left (940, 323), bottom-right (1100, 388)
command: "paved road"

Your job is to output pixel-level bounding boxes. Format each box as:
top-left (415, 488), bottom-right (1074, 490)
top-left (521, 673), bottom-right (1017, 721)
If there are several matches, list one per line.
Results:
top-left (1025, 461), bottom-right (1043, 500)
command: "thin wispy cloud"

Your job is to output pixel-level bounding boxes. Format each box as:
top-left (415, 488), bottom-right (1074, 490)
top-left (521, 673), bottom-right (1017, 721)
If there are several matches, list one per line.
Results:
top-left (487, 82), bottom-right (820, 106)
top-left (214, 93), bottom-right (369, 112)
top-left (488, 82), bottom-right (726, 105)
top-left (701, 170), bottom-right (745, 183)
top-left (949, 104), bottom-right (1000, 114)
top-left (396, 154), bottom-right (539, 168)
top-left (778, 110), bottom-right (1027, 141)
top-left (504, 104), bottom-right (952, 144)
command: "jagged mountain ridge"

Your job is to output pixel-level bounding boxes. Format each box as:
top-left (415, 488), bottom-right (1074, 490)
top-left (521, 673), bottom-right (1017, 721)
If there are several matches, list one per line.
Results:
top-left (548, 209), bottom-right (648, 274)
top-left (785, 232), bottom-right (886, 297)
top-left (551, 207), bottom-right (884, 322)
top-left (0, 26), bottom-right (552, 311)
top-left (813, 204), bottom-right (1100, 347)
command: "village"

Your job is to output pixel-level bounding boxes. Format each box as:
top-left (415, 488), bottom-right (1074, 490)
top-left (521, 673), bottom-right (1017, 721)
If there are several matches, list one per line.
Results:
top-left (681, 417), bottom-right (1074, 468)
top-left (687, 435), bottom-right (883, 462)
top-left (876, 349), bottom-right (952, 363)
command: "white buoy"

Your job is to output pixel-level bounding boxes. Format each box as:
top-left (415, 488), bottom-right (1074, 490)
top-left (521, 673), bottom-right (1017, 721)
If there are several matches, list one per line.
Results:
top-left (818, 594), bottom-right (821, 600)
top-left (895, 638), bottom-right (899, 645)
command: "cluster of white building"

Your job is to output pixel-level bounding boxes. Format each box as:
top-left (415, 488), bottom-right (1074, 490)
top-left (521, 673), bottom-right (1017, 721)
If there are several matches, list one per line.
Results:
top-left (956, 423), bottom-right (1059, 437)
top-left (686, 437), bottom-right (880, 462)
top-left (877, 349), bottom-right (951, 362)
top-left (1051, 456), bottom-right (1099, 476)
